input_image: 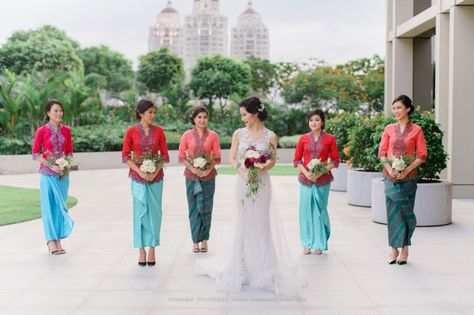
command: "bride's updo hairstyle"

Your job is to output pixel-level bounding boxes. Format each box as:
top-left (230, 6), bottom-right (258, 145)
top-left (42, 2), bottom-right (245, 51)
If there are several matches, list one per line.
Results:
top-left (239, 96), bottom-right (268, 121)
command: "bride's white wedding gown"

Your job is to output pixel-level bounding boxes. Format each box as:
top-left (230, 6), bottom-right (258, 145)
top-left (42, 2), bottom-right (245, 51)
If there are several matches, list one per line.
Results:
top-left (195, 128), bottom-right (298, 294)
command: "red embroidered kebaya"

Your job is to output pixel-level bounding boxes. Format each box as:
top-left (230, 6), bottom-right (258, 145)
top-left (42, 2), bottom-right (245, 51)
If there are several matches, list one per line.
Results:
top-left (122, 123), bottom-right (169, 184)
top-left (178, 128), bottom-right (221, 182)
top-left (378, 121), bottom-right (427, 181)
top-left (32, 122), bottom-right (73, 177)
top-left (293, 132), bottom-right (340, 187)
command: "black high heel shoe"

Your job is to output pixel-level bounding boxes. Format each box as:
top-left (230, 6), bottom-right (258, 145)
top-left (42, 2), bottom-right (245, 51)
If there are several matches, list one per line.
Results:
top-left (47, 241), bottom-right (60, 255)
top-left (147, 261), bottom-right (156, 266)
top-left (388, 259), bottom-right (397, 265)
top-left (397, 260), bottom-right (407, 265)
top-left (138, 261), bottom-right (146, 267)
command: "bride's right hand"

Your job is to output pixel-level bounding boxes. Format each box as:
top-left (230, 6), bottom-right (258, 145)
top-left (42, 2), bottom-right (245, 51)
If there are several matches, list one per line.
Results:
top-left (237, 169), bottom-right (248, 181)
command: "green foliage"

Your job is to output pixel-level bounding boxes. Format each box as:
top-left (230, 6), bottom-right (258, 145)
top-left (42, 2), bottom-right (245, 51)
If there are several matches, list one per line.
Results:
top-left (0, 137), bottom-right (32, 154)
top-left (347, 113), bottom-right (390, 171)
top-left (346, 110), bottom-right (448, 181)
top-left (80, 45), bottom-right (134, 92)
top-left (0, 70), bottom-right (22, 138)
top-left (190, 54), bottom-right (252, 118)
top-left (282, 56), bottom-right (384, 114)
top-left (409, 110), bottom-right (449, 181)
top-left (278, 135), bottom-right (301, 148)
top-left (244, 57), bottom-right (277, 97)
top-left (0, 25), bottom-right (83, 75)
top-left (137, 48), bottom-right (184, 94)
top-left (325, 112), bottom-right (361, 161)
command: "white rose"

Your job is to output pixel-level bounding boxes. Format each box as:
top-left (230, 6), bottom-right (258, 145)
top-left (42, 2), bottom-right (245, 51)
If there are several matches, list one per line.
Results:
top-left (244, 150), bottom-right (260, 159)
top-left (193, 157), bottom-right (208, 169)
top-left (140, 159), bottom-right (156, 173)
top-left (55, 158), bottom-right (69, 170)
top-left (307, 158), bottom-right (321, 170)
top-left (391, 157), bottom-right (406, 172)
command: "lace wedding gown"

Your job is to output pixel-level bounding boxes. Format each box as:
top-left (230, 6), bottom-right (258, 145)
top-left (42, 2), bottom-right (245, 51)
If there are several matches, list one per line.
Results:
top-left (195, 128), bottom-right (298, 294)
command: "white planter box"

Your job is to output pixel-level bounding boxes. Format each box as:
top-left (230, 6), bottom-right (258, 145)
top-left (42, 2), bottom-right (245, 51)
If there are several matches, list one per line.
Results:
top-left (371, 178), bottom-right (452, 226)
top-left (331, 162), bottom-right (348, 192)
top-left (347, 169), bottom-right (382, 207)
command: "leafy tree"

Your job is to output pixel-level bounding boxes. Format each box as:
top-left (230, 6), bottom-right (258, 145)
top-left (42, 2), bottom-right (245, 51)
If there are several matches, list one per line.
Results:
top-left (244, 57), bottom-right (277, 98)
top-left (80, 45), bottom-right (134, 92)
top-left (0, 70), bottom-right (22, 138)
top-left (137, 48), bottom-right (184, 97)
top-left (337, 55), bottom-right (384, 112)
top-left (0, 25), bottom-right (83, 75)
top-left (189, 54), bottom-right (252, 118)
top-left (282, 65), bottom-right (360, 112)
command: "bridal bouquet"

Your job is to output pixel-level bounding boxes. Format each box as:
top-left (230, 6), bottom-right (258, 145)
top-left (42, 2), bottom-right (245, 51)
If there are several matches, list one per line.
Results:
top-left (242, 145), bottom-right (274, 199)
top-left (307, 158), bottom-right (328, 175)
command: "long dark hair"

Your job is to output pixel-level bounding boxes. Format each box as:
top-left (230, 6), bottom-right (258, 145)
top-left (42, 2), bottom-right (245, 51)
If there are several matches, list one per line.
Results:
top-left (239, 96), bottom-right (268, 121)
top-left (44, 99), bottom-right (64, 122)
top-left (135, 99), bottom-right (155, 120)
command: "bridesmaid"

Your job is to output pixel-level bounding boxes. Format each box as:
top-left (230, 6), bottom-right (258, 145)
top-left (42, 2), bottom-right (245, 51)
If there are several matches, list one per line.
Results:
top-left (178, 106), bottom-right (221, 253)
top-left (293, 109), bottom-right (340, 255)
top-left (122, 99), bottom-right (169, 266)
top-left (379, 95), bottom-right (427, 265)
top-left (32, 100), bottom-right (74, 255)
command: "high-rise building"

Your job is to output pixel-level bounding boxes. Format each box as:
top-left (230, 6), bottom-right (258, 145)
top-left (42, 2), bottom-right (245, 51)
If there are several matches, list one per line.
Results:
top-left (148, 1), bottom-right (182, 56)
top-left (231, 1), bottom-right (269, 61)
top-left (183, 0), bottom-right (228, 70)
top-left (148, 1), bottom-right (270, 70)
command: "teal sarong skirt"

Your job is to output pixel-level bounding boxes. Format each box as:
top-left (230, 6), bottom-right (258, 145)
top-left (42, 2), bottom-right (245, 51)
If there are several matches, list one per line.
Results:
top-left (131, 180), bottom-right (163, 248)
top-left (298, 183), bottom-right (331, 250)
top-left (186, 178), bottom-right (215, 243)
top-left (40, 174), bottom-right (74, 241)
top-left (384, 179), bottom-right (417, 248)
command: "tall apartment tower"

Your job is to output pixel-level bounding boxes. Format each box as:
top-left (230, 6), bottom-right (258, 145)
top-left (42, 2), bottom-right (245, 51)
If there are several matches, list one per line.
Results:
top-left (231, 1), bottom-right (270, 61)
top-left (148, 1), bottom-right (182, 55)
top-left (183, 0), bottom-right (228, 70)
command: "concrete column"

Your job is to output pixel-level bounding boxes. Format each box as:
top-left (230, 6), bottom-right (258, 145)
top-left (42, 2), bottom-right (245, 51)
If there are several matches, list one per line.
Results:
top-left (413, 37), bottom-right (433, 110)
top-left (391, 38), bottom-right (413, 103)
top-left (434, 13), bottom-right (450, 147)
top-left (448, 6), bottom-right (474, 197)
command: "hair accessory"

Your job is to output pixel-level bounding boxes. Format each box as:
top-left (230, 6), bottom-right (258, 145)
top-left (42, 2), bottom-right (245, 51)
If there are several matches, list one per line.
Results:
top-left (258, 104), bottom-right (265, 112)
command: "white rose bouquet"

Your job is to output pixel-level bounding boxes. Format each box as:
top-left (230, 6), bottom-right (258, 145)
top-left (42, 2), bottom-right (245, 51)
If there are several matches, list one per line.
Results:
top-left (50, 156), bottom-right (73, 180)
top-left (385, 155), bottom-right (414, 176)
top-left (133, 150), bottom-right (164, 176)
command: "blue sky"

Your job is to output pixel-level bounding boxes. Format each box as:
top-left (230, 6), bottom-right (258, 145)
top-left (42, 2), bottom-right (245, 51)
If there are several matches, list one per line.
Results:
top-left (0, 0), bottom-right (385, 66)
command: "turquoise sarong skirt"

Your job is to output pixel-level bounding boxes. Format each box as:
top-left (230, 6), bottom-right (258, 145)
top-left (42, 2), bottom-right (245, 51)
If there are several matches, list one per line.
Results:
top-left (131, 180), bottom-right (163, 248)
top-left (40, 174), bottom-right (74, 241)
top-left (298, 183), bottom-right (331, 250)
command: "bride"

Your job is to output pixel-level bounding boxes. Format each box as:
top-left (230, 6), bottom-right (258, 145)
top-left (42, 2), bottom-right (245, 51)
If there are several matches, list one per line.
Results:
top-left (195, 96), bottom-right (298, 294)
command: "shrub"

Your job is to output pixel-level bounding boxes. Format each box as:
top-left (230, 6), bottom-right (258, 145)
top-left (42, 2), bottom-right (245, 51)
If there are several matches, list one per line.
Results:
top-left (346, 110), bottom-right (448, 181)
top-left (409, 110), bottom-right (449, 181)
top-left (325, 112), bottom-right (361, 161)
top-left (278, 135), bottom-right (301, 148)
top-left (347, 113), bottom-right (391, 171)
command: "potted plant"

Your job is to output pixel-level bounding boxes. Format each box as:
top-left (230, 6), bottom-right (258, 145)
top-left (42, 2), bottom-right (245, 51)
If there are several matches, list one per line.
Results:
top-left (325, 112), bottom-right (360, 191)
top-left (346, 113), bottom-right (389, 206)
top-left (371, 110), bottom-right (451, 226)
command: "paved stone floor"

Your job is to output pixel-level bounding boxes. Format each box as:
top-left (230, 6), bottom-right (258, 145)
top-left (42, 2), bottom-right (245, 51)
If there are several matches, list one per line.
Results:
top-left (0, 167), bottom-right (473, 315)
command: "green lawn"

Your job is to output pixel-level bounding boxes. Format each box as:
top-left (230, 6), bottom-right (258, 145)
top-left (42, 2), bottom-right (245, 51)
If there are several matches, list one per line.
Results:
top-left (0, 185), bottom-right (78, 226)
top-left (217, 164), bottom-right (299, 176)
